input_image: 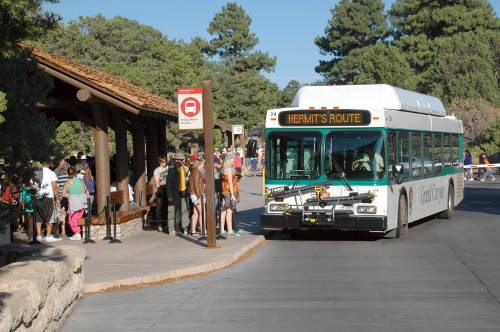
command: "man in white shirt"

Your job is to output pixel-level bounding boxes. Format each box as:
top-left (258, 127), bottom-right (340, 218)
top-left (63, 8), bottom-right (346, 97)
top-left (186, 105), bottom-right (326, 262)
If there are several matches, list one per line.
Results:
top-left (34, 160), bottom-right (61, 242)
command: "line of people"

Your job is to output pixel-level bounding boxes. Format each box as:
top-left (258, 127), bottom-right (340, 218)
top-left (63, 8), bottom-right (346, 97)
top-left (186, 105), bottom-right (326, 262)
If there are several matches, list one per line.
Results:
top-left (1, 154), bottom-right (96, 242)
top-left (151, 150), bottom-right (242, 237)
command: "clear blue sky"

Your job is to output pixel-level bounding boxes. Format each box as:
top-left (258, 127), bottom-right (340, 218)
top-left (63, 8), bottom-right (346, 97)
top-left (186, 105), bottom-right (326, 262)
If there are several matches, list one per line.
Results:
top-left (43, 0), bottom-right (499, 89)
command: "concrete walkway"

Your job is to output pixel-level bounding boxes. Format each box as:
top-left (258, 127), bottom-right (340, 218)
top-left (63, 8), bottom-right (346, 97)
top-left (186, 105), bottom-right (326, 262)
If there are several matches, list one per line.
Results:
top-left (13, 176), bottom-right (265, 293)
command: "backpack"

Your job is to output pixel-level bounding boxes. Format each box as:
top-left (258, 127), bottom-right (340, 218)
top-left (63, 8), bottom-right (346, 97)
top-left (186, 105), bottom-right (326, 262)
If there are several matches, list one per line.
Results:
top-left (32, 168), bottom-right (43, 189)
top-left (83, 176), bottom-right (95, 194)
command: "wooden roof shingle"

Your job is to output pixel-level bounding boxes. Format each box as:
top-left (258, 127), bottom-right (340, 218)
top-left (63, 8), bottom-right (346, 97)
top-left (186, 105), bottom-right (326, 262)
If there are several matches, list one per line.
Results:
top-left (24, 44), bottom-right (178, 116)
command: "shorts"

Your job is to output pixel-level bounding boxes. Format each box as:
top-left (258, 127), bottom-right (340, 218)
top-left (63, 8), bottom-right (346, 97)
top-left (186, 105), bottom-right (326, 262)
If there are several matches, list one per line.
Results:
top-left (34, 197), bottom-right (57, 224)
top-left (222, 193), bottom-right (237, 209)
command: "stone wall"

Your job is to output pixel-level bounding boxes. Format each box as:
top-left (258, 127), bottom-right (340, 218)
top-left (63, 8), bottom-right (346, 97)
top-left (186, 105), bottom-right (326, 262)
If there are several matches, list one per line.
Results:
top-left (0, 245), bottom-right (85, 331)
top-left (86, 217), bottom-right (143, 240)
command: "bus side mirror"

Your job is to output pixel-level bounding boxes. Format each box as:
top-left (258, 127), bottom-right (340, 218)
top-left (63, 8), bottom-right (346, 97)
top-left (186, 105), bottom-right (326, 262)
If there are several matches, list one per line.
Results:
top-left (392, 164), bottom-right (404, 184)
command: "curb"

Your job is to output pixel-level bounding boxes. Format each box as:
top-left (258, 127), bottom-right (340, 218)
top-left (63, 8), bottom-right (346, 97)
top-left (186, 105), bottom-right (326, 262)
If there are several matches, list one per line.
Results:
top-left (84, 235), bottom-right (266, 293)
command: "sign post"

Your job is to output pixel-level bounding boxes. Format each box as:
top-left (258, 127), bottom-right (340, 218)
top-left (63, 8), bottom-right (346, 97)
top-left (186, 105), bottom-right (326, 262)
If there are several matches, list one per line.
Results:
top-left (202, 80), bottom-right (216, 248)
top-left (177, 87), bottom-right (203, 130)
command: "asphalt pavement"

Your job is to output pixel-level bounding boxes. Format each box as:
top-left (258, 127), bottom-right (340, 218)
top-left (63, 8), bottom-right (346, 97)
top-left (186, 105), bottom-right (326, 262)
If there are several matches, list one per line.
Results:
top-left (62, 177), bottom-right (500, 331)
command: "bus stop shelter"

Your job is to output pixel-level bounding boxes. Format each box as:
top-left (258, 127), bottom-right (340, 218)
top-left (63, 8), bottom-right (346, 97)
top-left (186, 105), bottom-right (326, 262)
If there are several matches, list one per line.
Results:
top-left (28, 45), bottom-right (233, 218)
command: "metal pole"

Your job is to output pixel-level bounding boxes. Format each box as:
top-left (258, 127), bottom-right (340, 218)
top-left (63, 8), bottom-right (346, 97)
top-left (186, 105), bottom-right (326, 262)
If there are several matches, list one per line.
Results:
top-left (202, 79), bottom-right (216, 248)
top-left (103, 196), bottom-right (112, 240)
top-left (84, 196), bottom-right (95, 244)
top-left (29, 202), bottom-right (37, 245)
top-left (110, 197), bottom-right (121, 243)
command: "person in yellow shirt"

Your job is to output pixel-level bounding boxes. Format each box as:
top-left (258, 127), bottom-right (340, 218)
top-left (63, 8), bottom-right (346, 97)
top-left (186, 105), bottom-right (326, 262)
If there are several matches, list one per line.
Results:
top-left (166, 152), bottom-right (190, 235)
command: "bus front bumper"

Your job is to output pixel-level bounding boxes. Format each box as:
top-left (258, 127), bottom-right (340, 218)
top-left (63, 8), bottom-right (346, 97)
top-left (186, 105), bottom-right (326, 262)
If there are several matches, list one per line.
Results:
top-left (261, 212), bottom-right (387, 231)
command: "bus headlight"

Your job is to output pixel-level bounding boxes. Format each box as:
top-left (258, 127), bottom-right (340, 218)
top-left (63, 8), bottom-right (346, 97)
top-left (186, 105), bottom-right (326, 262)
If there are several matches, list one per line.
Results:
top-left (357, 205), bottom-right (377, 214)
top-left (269, 204), bottom-right (287, 212)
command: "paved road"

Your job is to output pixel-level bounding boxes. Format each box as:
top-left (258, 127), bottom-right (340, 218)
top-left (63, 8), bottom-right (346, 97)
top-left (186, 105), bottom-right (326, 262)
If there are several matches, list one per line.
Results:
top-left (64, 179), bottom-right (500, 331)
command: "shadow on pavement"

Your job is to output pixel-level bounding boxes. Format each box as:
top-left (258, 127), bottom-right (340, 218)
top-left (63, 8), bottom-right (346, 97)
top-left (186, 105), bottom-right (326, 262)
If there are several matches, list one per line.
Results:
top-left (457, 187), bottom-right (500, 215)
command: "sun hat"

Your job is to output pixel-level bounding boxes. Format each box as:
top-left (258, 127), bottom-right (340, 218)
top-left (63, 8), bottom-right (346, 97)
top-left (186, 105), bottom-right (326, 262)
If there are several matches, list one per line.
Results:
top-left (173, 152), bottom-right (186, 160)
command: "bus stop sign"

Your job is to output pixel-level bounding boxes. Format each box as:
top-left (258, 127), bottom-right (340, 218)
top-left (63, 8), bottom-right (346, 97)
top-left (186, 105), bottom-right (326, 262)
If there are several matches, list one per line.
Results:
top-left (177, 87), bottom-right (203, 130)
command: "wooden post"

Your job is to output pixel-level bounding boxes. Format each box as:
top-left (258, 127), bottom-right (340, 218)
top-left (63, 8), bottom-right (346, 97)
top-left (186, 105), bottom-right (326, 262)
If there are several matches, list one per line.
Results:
top-left (91, 104), bottom-right (111, 217)
top-left (203, 79), bottom-right (216, 248)
top-left (111, 109), bottom-right (130, 211)
top-left (131, 115), bottom-right (146, 207)
top-left (145, 118), bottom-right (158, 183)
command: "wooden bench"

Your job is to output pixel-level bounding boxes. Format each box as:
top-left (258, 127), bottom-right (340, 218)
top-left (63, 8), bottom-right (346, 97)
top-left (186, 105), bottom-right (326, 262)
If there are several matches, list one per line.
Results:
top-left (77, 208), bottom-right (147, 226)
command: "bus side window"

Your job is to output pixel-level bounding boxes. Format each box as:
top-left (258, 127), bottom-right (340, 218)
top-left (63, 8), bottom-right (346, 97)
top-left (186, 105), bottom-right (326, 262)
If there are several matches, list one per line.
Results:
top-left (434, 133), bottom-right (443, 175)
top-left (388, 130), bottom-right (396, 177)
top-left (411, 132), bottom-right (423, 179)
top-left (452, 134), bottom-right (460, 166)
top-left (397, 131), bottom-right (410, 180)
top-left (423, 132), bottom-right (433, 176)
top-left (443, 134), bottom-right (452, 166)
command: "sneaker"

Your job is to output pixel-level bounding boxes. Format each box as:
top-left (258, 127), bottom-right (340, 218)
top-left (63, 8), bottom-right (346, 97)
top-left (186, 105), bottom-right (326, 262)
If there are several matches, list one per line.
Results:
top-left (45, 235), bottom-right (62, 242)
top-left (69, 234), bottom-right (82, 241)
top-left (492, 177), bottom-right (496, 182)
top-left (234, 230), bottom-right (241, 235)
top-left (36, 236), bottom-right (45, 242)
top-left (169, 231), bottom-right (177, 236)
top-left (480, 178), bottom-right (486, 182)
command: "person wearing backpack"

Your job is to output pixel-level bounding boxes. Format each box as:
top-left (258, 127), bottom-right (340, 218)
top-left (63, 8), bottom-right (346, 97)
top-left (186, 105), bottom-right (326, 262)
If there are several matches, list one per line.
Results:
top-left (34, 160), bottom-right (61, 242)
top-left (62, 167), bottom-right (89, 240)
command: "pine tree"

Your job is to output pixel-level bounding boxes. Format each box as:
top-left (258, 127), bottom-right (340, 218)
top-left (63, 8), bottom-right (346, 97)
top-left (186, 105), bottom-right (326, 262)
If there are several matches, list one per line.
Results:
top-left (203, 3), bottom-right (279, 129)
top-left (389, 0), bottom-right (498, 70)
top-left (315, 0), bottom-right (388, 81)
top-left (0, 1), bottom-right (60, 185)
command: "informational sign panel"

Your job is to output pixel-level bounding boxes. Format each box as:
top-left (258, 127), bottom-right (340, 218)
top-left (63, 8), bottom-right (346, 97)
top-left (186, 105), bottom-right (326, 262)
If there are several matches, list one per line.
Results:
top-left (177, 87), bottom-right (203, 130)
top-left (233, 124), bottom-right (244, 135)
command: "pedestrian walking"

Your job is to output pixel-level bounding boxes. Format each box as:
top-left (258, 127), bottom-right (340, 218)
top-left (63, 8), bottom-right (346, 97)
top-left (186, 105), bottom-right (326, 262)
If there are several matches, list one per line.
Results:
top-left (33, 160), bottom-right (61, 242)
top-left (62, 167), bottom-right (88, 240)
top-left (464, 150), bottom-right (473, 181)
top-left (220, 154), bottom-right (240, 236)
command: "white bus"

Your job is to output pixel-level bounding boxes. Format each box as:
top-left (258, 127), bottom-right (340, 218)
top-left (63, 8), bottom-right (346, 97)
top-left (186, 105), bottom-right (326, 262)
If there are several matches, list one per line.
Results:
top-left (262, 85), bottom-right (464, 237)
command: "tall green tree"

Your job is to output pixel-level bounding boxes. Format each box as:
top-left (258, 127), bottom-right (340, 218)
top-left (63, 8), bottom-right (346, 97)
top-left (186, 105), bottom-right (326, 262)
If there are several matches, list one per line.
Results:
top-left (0, 51), bottom-right (59, 183)
top-left (422, 30), bottom-right (499, 105)
top-left (0, 0), bottom-right (60, 184)
top-left (389, 0), bottom-right (499, 104)
top-left (315, 0), bottom-right (388, 82)
top-left (0, 0), bottom-right (60, 52)
top-left (202, 3), bottom-right (279, 129)
top-left (278, 80), bottom-right (302, 108)
top-left (329, 43), bottom-right (416, 88)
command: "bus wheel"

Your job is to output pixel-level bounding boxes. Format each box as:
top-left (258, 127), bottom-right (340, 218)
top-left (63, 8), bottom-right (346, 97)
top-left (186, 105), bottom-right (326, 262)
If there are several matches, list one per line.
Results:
top-left (396, 194), bottom-right (408, 238)
top-left (438, 184), bottom-right (454, 219)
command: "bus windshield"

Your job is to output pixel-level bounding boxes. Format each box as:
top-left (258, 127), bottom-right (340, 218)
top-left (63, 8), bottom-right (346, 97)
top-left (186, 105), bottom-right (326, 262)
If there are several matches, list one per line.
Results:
top-left (326, 130), bottom-right (386, 180)
top-left (267, 131), bottom-right (321, 180)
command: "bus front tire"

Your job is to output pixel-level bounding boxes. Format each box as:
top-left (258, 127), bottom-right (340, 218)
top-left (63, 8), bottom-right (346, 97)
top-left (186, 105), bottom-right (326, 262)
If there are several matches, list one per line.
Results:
top-left (438, 184), bottom-right (454, 219)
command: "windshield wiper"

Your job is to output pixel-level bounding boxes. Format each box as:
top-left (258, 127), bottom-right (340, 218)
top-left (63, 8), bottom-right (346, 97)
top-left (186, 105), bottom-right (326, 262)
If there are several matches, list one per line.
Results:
top-left (329, 155), bottom-right (353, 192)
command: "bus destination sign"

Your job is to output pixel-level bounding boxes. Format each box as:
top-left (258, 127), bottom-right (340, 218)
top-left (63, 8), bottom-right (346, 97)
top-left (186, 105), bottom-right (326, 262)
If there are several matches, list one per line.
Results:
top-left (278, 109), bottom-right (371, 126)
